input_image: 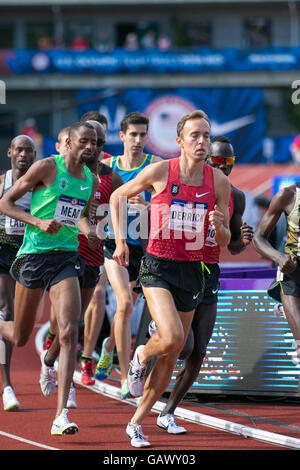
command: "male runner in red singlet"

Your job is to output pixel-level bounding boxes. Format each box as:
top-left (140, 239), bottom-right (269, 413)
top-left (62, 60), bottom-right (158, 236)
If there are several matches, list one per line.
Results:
top-left (156, 135), bottom-right (254, 434)
top-left (109, 110), bottom-right (231, 448)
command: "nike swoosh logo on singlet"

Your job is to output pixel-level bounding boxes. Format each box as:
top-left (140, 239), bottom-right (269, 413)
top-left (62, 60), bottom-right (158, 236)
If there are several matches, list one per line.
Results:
top-left (195, 192), bottom-right (210, 198)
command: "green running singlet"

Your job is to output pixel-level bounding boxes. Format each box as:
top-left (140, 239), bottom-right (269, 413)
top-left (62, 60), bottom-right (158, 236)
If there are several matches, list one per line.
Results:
top-left (17, 154), bottom-right (93, 256)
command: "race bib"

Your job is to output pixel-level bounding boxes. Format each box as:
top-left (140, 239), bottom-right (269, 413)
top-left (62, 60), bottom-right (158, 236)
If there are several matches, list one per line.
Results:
top-left (205, 223), bottom-right (218, 247)
top-left (5, 216), bottom-right (26, 235)
top-left (169, 199), bottom-right (207, 233)
top-left (54, 195), bottom-right (87, 227)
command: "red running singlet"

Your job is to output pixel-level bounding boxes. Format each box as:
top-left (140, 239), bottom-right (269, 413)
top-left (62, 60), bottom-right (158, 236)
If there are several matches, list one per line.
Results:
top-left (78, 165), bottom-right (112, 267)
top-left (147, 158), bottom-right (216, 262)
top-left (203, 185), bottom-right (234, 264)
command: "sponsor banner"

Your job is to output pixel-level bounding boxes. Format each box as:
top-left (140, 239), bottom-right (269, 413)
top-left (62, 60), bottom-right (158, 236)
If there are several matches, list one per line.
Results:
top-left (1, 46), bottom-right (300, 75)
top-left (77, 87), bottom-right (266, 163)
top-left (272, 174), bottom-right (300, 196)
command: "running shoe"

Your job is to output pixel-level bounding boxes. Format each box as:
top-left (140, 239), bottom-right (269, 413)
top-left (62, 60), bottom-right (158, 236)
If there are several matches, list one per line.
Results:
top-left (39, 349), bottom-right (56, 397)
top-left (95, 337), bottom-right (114, 380)
top-left (66, 382), bottom-right (77, 409)
top-left (273, 302), bottom-right (285, 318)
top-left (80, 359), bottom-right (95, 386)
top-left (121, 380), bottom-right (130, 399)
top-left (127, 345), bottom-right (147, 398)
top-left (126, 422), bottom-right (150, 448)
top-left (148, 320), bottom-right (157, 337)
top-left (2, 386), bottom-right (20, 411)
top-left (43, 337), bottom-right (54, 351)
top-left (51, 408), bottom-right (78, 436)
top-left (157, 413), bottom-right (187, 434)
top-left (43, 328), bottom-right (56, 350)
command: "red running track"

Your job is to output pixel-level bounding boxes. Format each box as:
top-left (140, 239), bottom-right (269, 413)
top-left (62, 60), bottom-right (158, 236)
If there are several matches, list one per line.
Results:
top-left (1, 314), bottom-right (300, 458)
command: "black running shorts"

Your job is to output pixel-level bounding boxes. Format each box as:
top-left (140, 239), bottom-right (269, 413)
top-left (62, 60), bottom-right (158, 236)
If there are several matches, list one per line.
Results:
top-left (201, 263), bottom-right (220, 305)
top-left (79, 259), bottom-right (102, 289)
top-left (10, 251), bottom-right (84, 291)
top-left (103, 239), bottom-right (144, 282)
top-left (268, 260), bottom-right (300, 302)
top-left (0, 244), bottom-right (18, 275)
top-left (136, 252), bottom-right (205, 312)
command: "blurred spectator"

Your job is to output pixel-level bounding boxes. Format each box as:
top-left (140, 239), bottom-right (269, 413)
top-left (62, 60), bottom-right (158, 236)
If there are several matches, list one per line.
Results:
top-left (21, 118), bottom-right (43, 159)
top-left (123, 32), bottom-right (139, 51)
top-left (94, 31), bottom-right (113, 52)
top-left (141, 30), bottom-right (156, 49)
top-left (290, 134), bottom-right (300, 164)
top-left (21, 118), bottom-right (39, 139)
top-left (72, 35), bottom-right (89, 51)
top-left (53, 35), bottom-right (65, 49)
top-left (157, 33), bottom-right (172, 52)
top-left (38, 36), bottom-right (53, 50)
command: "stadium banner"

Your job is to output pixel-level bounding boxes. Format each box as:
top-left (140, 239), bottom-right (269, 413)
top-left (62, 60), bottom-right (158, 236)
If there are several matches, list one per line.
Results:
top-left (1, 46), bottom-right (300, 75)
top-left (76, 87), bottom-right (266, 163)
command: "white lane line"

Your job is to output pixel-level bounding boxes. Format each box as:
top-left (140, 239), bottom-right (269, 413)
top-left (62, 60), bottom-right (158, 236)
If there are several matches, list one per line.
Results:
top-left (36, 322), bottom-right (300, 450)
top-left (72, 371), bottom-right (300, 450)
top-left (0, 430), bottom-right (60, 450)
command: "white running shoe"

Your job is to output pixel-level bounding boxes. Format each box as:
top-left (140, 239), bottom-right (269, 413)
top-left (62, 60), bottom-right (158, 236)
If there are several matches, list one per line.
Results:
top-left (39, 350), bottom-right (56, 397)
top-left (273, 302), bottom-right (285, 318)
top-left (127, 345), bottom-right (147, 398)
top-left (126, 422), bottom-right (150, 448)
top-left (66, 382), bottom-right (77, 409)
top-left (148, 320), bottom-right (157, 337)
top-left (51, 408), bottom-right (78, 435)
top-left (2, 386), bottom-right (20, 411)
top-left (157, 413), bottom-right (187, 434)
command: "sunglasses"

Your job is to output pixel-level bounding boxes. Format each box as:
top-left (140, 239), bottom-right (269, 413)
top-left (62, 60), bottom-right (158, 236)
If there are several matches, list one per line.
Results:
top-left (210, 156), bottom-right (235, 166)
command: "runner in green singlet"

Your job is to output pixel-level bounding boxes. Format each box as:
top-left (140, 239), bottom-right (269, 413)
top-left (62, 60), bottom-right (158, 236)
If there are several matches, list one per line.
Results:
top-left (0, 121), bottom-right (99, 436)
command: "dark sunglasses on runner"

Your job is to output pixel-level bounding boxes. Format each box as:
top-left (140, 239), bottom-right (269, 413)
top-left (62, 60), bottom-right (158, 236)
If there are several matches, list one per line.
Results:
top-left (211, 156), bottom-right (235, 166)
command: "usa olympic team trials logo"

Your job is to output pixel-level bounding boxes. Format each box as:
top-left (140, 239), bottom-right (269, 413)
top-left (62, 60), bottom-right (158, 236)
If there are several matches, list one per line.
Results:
top-left (144, 95), bottom-right (195, 158)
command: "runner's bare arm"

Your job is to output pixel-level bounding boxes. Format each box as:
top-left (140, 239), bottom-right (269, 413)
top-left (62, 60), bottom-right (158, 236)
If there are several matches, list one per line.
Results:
top-left (111, 170), bottom-right (124, 192)
top-left (228, 186), bottom-right (254, 254)
top-left (253, 186), bottom-right (296, 274)
top-left (0, 158), bottom-right (62, 233)
top-left (78, 174), bottom-right (100, 249)
top-left (210, 169), bottom-right (231, 247)
top-left (0, 173), bottom-right (5, 199)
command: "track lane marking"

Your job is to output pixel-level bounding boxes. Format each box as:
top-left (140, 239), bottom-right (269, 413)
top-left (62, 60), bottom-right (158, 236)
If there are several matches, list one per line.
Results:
top-left (0, 430), bottom-right (60, 450)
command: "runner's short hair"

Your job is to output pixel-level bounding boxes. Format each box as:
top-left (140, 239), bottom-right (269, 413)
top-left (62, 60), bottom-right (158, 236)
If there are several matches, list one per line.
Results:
top-left (120, 112), bottom-right (149, 133)
top-left (57, 126), bottom-right (70, 143)
top-left (68, 121), bottom-right (95, 138)
top-left (211, 135), bottom-right (231, 144)
top-left (177, 110), bottom-right (210, 137)
top-left (80, 111), bottom-right (108, 127)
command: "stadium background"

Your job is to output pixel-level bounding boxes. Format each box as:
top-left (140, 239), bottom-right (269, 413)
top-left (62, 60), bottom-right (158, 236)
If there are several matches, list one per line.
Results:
top-left (1, 0), bottom-right (300, 397)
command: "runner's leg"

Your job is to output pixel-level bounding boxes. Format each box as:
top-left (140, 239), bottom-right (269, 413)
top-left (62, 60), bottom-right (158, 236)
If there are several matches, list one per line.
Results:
top-left (48, 277), bottom-right (81, 417)
top-left (104, 258), bottom-right (133, 385)
top-left (130, 286), bottom-right (194, 425)
top-left (161, 302), bottom-right (217, 416)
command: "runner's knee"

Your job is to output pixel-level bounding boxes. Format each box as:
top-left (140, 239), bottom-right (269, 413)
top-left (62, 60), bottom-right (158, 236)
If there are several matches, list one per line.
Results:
top-left (58, 322), bottom-right (78, 347)
top-left (160, 329), bottom-right (184, 355)
top-left (115, 296), bottom-right (133, 316)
